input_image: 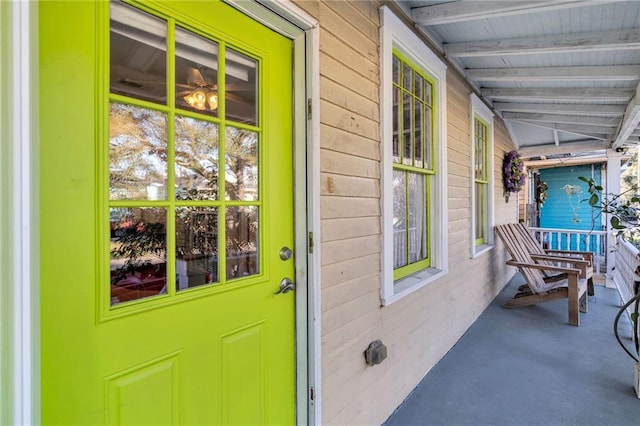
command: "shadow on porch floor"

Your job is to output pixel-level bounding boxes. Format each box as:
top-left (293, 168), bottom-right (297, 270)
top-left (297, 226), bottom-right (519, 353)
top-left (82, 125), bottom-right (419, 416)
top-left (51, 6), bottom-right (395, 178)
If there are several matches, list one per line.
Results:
top-left (383, 273), bottom-right (640, 426)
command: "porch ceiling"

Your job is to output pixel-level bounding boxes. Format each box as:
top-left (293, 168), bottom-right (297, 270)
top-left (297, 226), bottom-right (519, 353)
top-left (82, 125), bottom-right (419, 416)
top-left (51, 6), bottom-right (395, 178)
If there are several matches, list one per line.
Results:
top-left (393, 0), bottom-right (640, 159)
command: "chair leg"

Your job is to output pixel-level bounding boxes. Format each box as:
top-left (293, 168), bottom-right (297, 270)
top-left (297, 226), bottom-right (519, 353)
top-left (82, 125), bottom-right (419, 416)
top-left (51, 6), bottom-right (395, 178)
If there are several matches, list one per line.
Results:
top-left (568, 275), bottom-right (580, 326)
top-left (579, 292), bottom-right (588, 313)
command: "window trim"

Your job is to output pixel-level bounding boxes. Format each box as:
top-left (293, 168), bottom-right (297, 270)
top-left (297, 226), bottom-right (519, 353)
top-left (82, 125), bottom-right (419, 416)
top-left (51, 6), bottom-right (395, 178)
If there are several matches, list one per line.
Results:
top-left (380, 6), bottom-right (447, 306)
top-left (470, 93), bottom-right (494, 258)
top-left (391, 50), bottom-right (435, 280)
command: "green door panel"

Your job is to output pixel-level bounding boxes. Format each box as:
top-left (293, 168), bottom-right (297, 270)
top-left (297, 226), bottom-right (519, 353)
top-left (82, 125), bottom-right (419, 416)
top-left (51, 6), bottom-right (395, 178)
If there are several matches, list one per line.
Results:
top-left (40, 1), bottom-right (295, 424)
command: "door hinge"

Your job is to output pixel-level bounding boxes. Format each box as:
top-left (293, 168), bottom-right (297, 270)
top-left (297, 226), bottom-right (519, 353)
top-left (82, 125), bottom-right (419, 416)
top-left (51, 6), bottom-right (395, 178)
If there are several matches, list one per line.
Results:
top-left (308, 232), bottom-right (314, 254)
top-left (309, 386), bottom-right (315, 401)
top-left (306, 98), bottom-right (312, 120)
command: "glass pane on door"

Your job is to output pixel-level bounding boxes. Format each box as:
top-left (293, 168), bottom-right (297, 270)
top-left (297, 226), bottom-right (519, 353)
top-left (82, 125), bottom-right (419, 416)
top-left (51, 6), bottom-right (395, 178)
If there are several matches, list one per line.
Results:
top-left (176, 207), bottom-right (219, 291)
top-left (175, 116), bottom-right (219, 201)
top-left (109, 103), bottom-right (167, 200)
top-left (175, 27), bottom-right (219, 117)
top-left (110, 1), bottom-right (167, 104)
top-left (110, 207), bottom-right (167, 305)
top-left (225, 126), bottom-right (258, 201)
top-left (226, 206), bottom-right (258, 279)
top-left (225, 48), bottom-right (257, 125)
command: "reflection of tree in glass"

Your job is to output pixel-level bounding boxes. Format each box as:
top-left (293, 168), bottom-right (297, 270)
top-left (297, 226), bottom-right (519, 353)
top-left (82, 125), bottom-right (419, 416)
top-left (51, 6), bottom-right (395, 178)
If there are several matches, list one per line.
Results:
top-left (175, 116), bottom-right (219, 200)
top-left (110, 208), bottom-right (166, 285)
top-left (226, 206), bottom-right (258, 278)
top-left (110, 103), bottom-right (167, 199)
top-left (225, 127), bottom-right (258, 200)
top-left (176, 208), bottom-right (218, 258)
top-left (226, 207), bottom-right (257, 253)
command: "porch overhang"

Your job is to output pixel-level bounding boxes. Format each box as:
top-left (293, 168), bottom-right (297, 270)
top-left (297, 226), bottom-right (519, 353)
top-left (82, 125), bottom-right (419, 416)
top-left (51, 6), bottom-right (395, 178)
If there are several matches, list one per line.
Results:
top-left (392, 0), bottom-right (640, 156)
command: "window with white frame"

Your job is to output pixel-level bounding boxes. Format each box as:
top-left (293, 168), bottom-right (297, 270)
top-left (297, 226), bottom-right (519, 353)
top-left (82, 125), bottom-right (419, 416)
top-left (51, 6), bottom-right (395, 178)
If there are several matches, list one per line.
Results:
top-left (470, 94), bottom-right (494, 257)
top-left (380, 7), bottom-right (447, 305)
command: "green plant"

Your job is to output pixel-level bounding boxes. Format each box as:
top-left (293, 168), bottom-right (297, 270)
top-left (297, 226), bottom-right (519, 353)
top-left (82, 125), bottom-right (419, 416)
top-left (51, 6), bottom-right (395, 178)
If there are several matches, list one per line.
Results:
top-left (580, 176), bottom-right (640, 362)
top-left (580, 176), bottom-right (639, 233)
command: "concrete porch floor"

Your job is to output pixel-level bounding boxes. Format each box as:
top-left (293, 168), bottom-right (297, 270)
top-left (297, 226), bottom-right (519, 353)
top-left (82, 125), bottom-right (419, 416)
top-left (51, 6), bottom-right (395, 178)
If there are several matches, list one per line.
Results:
top-left (383, 273), bottom-right (640, 426)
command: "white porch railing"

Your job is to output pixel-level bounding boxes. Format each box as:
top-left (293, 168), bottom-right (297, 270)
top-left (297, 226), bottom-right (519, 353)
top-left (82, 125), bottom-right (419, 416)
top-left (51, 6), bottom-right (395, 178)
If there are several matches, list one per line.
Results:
top-left (612, 235), bottom-right (639, 320)
top-left (529, 227), bottom-right (607, 275)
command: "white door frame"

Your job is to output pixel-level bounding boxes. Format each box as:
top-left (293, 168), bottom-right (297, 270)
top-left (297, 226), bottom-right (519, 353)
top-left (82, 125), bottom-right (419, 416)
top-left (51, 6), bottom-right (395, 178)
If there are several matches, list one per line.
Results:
top-left (223, 2), bottom-right (321, 424)
top-left (3, 1), bottom-right (39, 425)
top-left (2, 1), bottom-right (321, 424)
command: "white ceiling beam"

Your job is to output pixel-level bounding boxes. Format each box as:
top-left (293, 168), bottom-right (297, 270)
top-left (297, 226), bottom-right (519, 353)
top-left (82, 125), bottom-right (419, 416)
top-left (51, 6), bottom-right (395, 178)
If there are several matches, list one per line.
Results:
top-left (501, 112), bottom-right (620, 127)
top-left (525, 155), bottom-right (616, 168)
top-left (530, 154), bottom-right (630, 168)
top-left (613, 82), bottom-right (640, 149)
top-left (509, 119), bottom-right (614, 137)
top-left (466, 65), bottom-right (640, 82)
top-left (493, 102), bottom-right (625, 116)
top-left (518, 140), bottom-right (610, 157)
top-left (444, 28), bottom-right (640, 57)
top-left (411, 1), bottom-right (613, 26)
top-left (482, 88), bottom-right (633, 102)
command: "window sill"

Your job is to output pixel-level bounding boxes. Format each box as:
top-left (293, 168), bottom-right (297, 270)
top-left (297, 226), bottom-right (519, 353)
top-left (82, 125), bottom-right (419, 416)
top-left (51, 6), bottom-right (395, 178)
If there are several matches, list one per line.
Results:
top-left (471, 243), bottom-right (494, 259)
top-left (381, 267), bottom-right (447, 306)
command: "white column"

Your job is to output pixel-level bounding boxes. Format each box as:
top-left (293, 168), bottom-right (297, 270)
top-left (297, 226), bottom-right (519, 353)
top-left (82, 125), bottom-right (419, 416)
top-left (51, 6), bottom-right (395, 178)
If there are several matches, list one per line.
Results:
top-left (606, 148), bottom-right (623, 284)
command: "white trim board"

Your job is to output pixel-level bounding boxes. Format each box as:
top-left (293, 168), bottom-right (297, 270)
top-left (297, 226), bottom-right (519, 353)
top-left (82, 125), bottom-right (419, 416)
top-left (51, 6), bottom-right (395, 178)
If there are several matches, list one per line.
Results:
top-left (4, 1), bottom-right (39, 424)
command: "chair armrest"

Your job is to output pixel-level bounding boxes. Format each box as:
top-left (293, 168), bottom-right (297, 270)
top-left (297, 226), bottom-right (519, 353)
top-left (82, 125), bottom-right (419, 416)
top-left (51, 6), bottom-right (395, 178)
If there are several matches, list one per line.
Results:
top-left (543, 250), bottom-right (593, 266)
top-left (531, 254), bottom-right (589, 266)
top-left (544, 249), bottom-right (594, 260)
top-left (506, 259), bottom-right (581, 275)
top-left (531, 254), bottom-right (588, 277)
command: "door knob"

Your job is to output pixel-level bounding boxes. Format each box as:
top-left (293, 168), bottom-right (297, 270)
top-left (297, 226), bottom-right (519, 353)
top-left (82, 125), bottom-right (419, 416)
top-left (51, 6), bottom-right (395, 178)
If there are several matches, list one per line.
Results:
top-left (274, 277), bottom-right (295, 295)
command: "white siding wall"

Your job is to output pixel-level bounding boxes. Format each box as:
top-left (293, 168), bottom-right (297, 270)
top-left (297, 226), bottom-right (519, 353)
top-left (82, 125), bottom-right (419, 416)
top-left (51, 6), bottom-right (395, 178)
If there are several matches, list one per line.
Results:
top-left (295, 1), bottom-right (518, 424)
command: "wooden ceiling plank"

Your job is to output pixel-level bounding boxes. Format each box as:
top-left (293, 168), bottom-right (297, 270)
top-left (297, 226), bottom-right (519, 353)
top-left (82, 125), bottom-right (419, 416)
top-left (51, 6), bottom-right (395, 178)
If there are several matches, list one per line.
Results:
top-left (501, 112), bottom-right (620, 127)
top-left (482, 87), bottom-right (633, 102)
top-left (412, 1), bottom-right (611, 26)
top-left (493, 102), bottom-right (625, 116)
top-left (444, 28), bottom-right (640, 57)
top-left (466, 65), bottom-right (640, 82)
top-left (510, 119), bottom-right (614, 136)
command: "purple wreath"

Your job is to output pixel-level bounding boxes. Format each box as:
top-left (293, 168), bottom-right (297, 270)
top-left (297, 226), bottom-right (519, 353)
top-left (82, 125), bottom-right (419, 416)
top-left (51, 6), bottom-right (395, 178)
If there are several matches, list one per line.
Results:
top-left (502, 150), bottom-right (525, 194)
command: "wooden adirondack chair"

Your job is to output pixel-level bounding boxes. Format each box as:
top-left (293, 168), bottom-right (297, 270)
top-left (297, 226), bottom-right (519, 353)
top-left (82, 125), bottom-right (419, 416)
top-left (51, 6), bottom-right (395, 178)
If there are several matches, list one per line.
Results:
top-left (512, 222), bottom-right (595, 296)
top-left (495, 223), bottom-right (589, 326)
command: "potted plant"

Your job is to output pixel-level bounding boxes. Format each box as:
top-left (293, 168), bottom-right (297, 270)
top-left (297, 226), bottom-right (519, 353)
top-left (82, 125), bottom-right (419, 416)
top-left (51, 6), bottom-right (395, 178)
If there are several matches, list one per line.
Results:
top-left (502, 150), bottom-right (525, 202)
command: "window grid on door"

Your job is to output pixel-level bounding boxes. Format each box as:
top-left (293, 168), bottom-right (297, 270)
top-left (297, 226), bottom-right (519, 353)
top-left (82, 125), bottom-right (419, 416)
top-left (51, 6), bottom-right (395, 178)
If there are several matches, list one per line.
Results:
top-left (102, 1), bottom-right (262, 314)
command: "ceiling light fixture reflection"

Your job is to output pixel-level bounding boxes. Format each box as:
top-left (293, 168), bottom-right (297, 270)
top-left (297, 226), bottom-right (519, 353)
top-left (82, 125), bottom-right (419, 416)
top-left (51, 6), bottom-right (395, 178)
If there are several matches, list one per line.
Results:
top-left (183, 89), bottom-right (218, 111)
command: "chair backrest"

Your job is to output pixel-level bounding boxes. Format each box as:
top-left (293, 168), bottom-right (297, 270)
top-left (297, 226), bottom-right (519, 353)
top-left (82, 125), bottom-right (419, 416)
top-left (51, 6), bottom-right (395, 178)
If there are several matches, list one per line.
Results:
top-left (513, 222), bottom-right (546, 255)
top-left (512, 223), bottom-right (561, 270)
top-left (495, 223), bottom-right (547, 293)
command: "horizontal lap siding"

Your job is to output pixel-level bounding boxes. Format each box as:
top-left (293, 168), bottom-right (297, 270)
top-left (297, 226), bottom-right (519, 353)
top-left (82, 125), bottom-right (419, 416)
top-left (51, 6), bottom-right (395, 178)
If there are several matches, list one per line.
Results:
top-left (293, 2), bottom-right (518, 424)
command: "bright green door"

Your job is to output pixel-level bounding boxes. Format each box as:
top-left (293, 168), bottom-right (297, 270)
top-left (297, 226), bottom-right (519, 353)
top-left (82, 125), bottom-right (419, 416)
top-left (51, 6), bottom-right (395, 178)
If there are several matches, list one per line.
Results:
top-left (40, 1), bottom-right (295, 424)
